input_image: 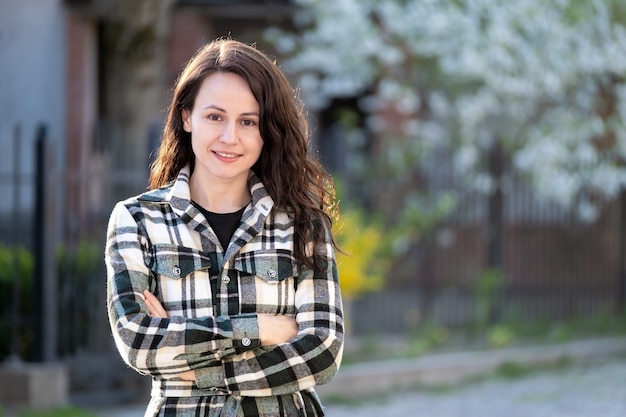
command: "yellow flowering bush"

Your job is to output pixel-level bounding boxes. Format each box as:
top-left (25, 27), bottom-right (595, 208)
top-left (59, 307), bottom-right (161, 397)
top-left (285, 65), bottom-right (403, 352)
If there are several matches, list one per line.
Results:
top-left (333, 209), bottom-right (387, 301)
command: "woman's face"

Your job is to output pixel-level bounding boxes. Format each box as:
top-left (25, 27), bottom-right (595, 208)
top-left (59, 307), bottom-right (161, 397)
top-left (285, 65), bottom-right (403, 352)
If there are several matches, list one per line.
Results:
top-left (183, 72), bottom-right (263, 185)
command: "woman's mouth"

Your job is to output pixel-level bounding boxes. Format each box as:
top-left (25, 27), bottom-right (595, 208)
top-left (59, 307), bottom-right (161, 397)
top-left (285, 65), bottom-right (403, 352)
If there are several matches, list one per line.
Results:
top-left (213, 150), bottom-right (241, 161)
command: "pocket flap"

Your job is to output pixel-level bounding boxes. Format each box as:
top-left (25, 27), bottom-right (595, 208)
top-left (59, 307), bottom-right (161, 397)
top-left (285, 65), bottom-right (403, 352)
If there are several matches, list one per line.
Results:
top-left (232, 249), bottom-right (297, 282)
top-left (145, 244), bottom-right (212, 279)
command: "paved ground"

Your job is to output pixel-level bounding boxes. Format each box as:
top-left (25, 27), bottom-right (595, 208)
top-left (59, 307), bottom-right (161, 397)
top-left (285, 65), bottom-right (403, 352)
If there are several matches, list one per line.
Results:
top-left (324, 357), bottom-right (626, 417)
top-left (96, 355), bottom-right (626, 417)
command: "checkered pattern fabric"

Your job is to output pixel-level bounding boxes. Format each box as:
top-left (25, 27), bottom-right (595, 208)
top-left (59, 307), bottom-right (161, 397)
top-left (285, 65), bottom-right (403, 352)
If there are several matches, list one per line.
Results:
top-left (105, 166), bottom-right (344, 416)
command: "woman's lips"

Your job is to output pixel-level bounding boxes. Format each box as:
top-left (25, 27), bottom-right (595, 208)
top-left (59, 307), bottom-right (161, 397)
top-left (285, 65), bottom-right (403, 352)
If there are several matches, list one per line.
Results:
top-left (213, 150), bottom-right (241, 161)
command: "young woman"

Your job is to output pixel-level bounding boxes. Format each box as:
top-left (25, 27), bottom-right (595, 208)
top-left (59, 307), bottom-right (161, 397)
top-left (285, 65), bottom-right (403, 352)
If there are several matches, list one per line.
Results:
top-left (105, 39), bottom-right (344, 416)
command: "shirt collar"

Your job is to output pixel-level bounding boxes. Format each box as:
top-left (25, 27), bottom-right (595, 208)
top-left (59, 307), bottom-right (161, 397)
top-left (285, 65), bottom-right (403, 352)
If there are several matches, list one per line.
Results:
top-left (166, 165), bottom-right (275, 221)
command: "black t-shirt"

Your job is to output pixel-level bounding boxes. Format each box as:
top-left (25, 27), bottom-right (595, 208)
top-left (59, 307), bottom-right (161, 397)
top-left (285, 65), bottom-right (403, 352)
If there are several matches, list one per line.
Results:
top-left (192, 201), bottom-right (246, 250)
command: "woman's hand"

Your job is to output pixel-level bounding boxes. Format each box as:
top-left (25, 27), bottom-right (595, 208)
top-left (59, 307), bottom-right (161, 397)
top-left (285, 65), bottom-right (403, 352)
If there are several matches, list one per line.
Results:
top-left (143, 290), bottom-right (168, 318)
top-left (257, 314), bottom-right (298, 346)
top-left (142, 290), bottom-right (195, 382)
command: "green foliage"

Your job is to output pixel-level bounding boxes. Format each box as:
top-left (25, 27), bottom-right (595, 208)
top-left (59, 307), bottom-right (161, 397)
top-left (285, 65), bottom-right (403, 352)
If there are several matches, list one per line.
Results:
top-left (495, 361), bottom-right (530, 379)
top-left (56, 239), bottom-right (102, 281)
top-left (391, 191), bottom-right (456, 256)
top-left (551, 310), bottom-right (626, 340)
top-left (564, 0), bottom-right (626, 25)
top-left (487, 325), bottom-right (516, 349)
top-left (548, 323), bottom-right (571, 343)
top-left (608, 0), bottom-right (626, 24)
top-left (56, 238), bottom-right (104, 355)
top-left (0, 245), bottom-right (34, 308)
top-left (498, 310), bottom-right (551, 339)
top-left (17, 406), bottom-right (97, 417)
top-left (472, 268), bottom-right (505, 331)
top-left (500, 308), bottom-right (626, 345)
top-left (0, 238), bottom-right (104, 361)
top-left (0, 245), bottom-right (34, 359)
top-left (333, 310), bottom-right (625, 367)
top-left (495, 356), bottom-right (572, 380)
top-left (358, 333), bottom-right (382, 358)
top-left (403, 322), bottom-right (450, 357)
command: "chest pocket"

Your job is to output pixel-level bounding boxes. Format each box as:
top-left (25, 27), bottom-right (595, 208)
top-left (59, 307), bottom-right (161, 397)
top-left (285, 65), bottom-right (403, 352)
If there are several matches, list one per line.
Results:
top-left (145, 244), bottom-right (212, 280)
top-left (144, 244), bottom-right (214, 315)
top-left (232, 250), bottom-right (298, 315)
top-left (232, 250), bottom-right (297, 282)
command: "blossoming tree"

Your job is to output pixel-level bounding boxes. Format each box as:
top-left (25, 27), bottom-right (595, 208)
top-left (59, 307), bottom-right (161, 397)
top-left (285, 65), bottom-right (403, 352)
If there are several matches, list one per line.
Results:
top-left (267, 0), bottom-right (626, 222)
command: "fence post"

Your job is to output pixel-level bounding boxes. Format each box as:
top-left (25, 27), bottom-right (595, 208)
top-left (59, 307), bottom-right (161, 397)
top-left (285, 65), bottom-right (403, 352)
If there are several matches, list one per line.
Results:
top-left (7, 125), bottom-right (23, 364)
top-left (486, 141), bottom-right (504, 323)
top-left (619, 190), bottom-right (626, 314)
top-left (0, 123), bottom-right (67, 410)
top-left (487, 141), bottom-right (503, 269)
top-left (32, 124), bottom-right (58, 363)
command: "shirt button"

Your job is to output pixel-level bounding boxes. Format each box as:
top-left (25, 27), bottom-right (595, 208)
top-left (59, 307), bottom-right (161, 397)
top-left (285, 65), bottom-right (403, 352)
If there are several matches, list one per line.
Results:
top-left (241, 337), bottom-right (252, 347)
top-left (222, 276), bottom-right (231, 284)
top-left (267, 268), bottom-right (277, 279)
top-left (209, 387), bottom-right (218, 392)
top-left (172, 266), bottom-right (181, 276)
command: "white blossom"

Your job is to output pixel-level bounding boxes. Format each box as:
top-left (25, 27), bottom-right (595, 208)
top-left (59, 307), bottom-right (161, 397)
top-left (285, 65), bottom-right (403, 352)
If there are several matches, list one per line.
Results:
top-left (267, 0), bottom-right (626, 219)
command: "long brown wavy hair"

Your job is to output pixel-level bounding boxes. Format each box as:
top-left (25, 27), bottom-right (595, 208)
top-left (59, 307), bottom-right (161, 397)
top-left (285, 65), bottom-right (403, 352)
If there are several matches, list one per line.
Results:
top-left (149, 39), bottom-right (339, 270)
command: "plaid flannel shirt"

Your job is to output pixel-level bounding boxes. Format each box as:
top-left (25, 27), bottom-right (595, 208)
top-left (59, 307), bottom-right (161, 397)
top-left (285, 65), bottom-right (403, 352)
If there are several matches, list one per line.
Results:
top-left (105, 166), bottom-right (344, 416)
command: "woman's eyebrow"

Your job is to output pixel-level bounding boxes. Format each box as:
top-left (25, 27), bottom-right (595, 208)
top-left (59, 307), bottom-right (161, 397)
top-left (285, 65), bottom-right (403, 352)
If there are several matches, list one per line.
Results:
top-left (201, 105), bottom-right (259, 117)
top-left (201, 104), bottom-right (226, 112)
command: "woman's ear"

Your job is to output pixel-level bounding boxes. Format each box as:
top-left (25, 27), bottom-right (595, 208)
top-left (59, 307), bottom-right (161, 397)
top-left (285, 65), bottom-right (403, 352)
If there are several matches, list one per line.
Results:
top-left (182, 109), bottom-right (191, 133)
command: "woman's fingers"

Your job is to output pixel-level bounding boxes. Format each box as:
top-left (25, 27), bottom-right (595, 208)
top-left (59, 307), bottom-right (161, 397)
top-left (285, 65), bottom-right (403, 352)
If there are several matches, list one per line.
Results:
top-left (143, 290), bottom-right (169, 318)
top-left (258, 314), bottom-right (298, 346)
top-left (178, 370), bottom-right (196, 381)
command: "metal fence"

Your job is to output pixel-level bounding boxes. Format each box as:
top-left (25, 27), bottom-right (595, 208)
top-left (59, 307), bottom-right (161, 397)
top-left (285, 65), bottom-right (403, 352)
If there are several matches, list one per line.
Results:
top-left (351, 151), bottom-right (626, 335)
top-left (1, 125), bottom-right (625, 363)
top-left (0, 123), bottom-right (149, 364)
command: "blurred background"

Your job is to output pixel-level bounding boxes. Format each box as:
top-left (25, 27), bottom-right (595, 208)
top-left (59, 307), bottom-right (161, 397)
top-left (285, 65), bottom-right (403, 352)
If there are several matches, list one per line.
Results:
top-left (1, 0), bottom-right (626, 415)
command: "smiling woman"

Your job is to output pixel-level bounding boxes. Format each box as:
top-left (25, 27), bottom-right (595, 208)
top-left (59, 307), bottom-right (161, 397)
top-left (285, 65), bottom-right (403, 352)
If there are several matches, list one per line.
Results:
top-left (105, 39), bottom-right (344, 417)
top-left (182, 72), bottom-right (264, 210)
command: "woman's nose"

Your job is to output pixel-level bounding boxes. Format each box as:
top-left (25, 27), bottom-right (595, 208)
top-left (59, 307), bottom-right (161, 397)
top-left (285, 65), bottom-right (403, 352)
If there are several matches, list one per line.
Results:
top-left (219, 122), bottom-right (238, 144)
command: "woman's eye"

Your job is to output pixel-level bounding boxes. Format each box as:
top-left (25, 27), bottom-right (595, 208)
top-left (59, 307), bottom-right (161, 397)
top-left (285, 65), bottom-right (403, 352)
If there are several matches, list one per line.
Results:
top-left (208, 114), bottom-right (221, 121)
top-left (241, 119), bottom-right (256, 126)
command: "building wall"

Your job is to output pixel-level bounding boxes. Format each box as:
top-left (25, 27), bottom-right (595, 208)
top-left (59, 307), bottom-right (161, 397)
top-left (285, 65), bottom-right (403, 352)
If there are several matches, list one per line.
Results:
top-left (0, 0), bottom-right (66, 236)
top-left (64, 12), bottom-right (98, 239)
